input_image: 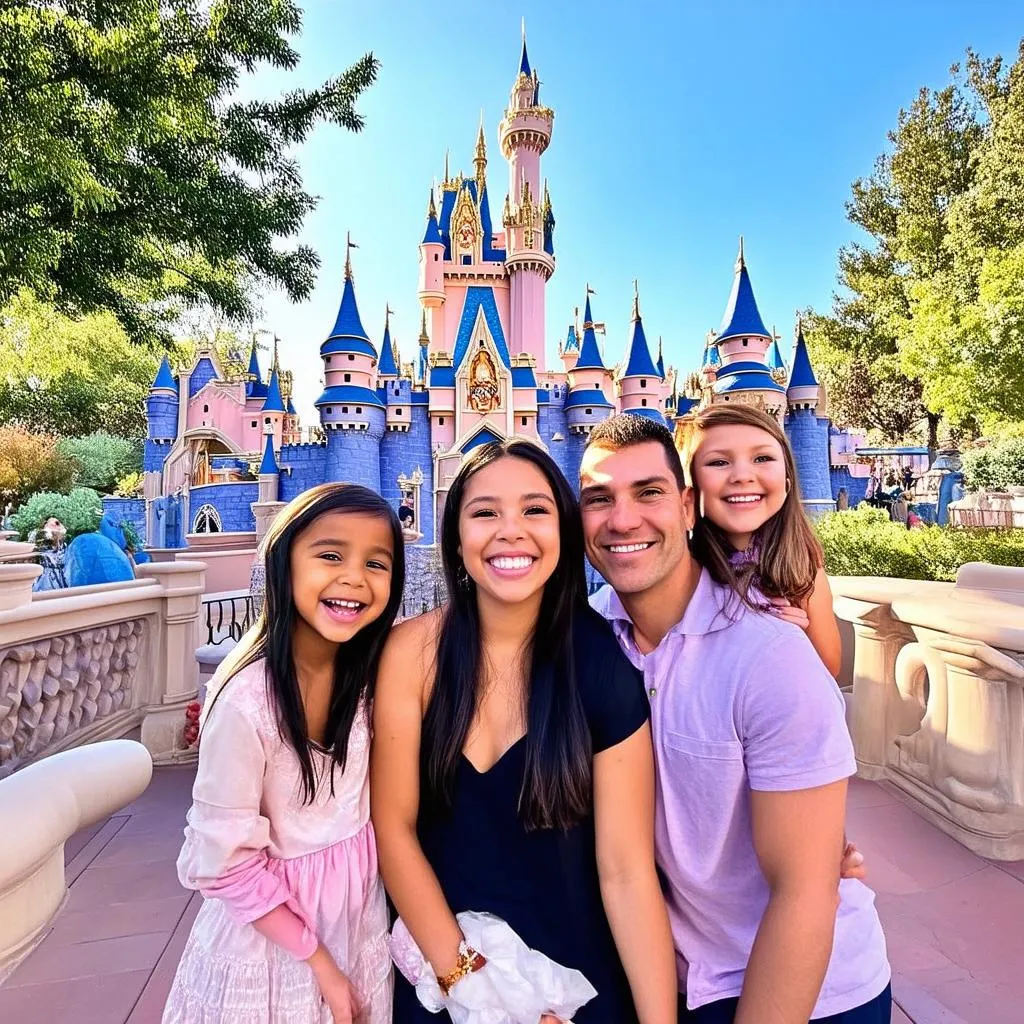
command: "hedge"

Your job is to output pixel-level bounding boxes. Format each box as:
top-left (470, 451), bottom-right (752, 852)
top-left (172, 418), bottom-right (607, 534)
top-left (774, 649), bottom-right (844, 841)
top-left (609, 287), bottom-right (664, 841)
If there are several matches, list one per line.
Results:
top-left (961, 437), bottom-right (1024, 491)
top-left (10, 487), bottom-right (104, 543)
top-left (813, 506), bottom-right (1024, 581)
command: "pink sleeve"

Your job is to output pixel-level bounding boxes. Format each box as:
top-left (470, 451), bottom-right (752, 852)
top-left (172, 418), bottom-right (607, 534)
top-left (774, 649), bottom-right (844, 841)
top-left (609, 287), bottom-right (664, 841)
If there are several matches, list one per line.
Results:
top-left (176, 693), bottom-right (320, 960)
top-left (252, 903), bottom-right (319, 961)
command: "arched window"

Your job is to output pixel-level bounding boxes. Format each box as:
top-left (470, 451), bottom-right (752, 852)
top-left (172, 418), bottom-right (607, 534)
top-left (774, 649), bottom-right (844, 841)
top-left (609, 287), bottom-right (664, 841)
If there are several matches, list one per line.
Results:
top-left (193, 504), bottom-right (222, 534)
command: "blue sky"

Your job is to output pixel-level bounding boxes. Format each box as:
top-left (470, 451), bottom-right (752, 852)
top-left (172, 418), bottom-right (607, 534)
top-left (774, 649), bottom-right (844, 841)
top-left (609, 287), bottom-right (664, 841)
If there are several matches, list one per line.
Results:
top-left (250, 2), bottom-right (1022, 421)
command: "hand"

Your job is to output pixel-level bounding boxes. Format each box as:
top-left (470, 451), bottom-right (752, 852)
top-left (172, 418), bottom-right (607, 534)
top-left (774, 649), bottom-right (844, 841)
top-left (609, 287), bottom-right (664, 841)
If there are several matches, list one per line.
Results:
top-left (768, 597), bottom-right (810, 631)
top-left (307, 945), bottom-right (361, 1023)
top-left (840, 841), bottom-right (866, 880)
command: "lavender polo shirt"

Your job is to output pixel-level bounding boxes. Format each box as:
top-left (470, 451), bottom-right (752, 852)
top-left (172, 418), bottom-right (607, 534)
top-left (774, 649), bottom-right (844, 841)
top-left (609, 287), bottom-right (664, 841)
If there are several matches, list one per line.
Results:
top-left (591, 570), bottom-right (890, 1015)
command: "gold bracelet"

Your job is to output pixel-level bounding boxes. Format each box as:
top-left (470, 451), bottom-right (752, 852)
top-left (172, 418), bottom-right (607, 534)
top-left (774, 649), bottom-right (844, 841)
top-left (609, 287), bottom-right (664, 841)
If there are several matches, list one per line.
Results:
top-left (437, 942), bottom-right (487, 996)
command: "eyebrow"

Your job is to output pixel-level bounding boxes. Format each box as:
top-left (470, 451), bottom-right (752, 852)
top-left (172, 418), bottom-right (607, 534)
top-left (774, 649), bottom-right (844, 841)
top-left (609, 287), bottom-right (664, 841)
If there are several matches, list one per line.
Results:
top-left (701, 444), bottom-right (778, 456)
top-left (580, 475), bottom-right (672, 497)
top-left (465, 492), bottom-right (554, 506)
top-left (309, 538), bottom-right (393, 558)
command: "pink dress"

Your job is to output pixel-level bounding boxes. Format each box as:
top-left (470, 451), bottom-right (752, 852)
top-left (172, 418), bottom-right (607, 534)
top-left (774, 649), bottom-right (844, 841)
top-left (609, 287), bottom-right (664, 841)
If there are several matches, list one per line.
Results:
top-left (163, 660), bottom-right (392, 1023)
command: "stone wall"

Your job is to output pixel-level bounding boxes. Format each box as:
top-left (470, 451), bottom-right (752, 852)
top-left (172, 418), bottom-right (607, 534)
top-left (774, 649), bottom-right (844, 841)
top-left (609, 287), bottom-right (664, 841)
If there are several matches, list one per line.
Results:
top-left (278, 442), bottom-right (326, 503)
top-left (0, 621), bottom-right (147, 778)
top-left (324, 409), bottom-right (386, 492)
top-left (786, 408), bottom-right (836, 513)
top-left (189, 482), bottom-right (258, 533)
top-left (830, 467), bottom-right (869, 507)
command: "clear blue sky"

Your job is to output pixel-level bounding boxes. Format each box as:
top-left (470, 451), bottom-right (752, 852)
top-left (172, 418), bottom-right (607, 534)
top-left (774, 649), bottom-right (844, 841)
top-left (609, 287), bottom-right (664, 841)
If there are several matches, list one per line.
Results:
top-left (249, 1), bottom-right (1022, 422)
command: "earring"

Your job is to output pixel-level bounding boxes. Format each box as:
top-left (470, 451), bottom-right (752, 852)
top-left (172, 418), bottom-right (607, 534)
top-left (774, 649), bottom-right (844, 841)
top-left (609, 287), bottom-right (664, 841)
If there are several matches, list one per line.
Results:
top-left (456, 564), bottom-right (471, 590)
top-left (785, 478), bottom-right (792, 495)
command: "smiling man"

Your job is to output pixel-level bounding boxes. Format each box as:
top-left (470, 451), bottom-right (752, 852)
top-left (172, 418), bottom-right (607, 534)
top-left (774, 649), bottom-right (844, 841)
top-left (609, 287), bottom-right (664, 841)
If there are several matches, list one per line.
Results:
top-left (579, 414), bottom-right (891, 1024)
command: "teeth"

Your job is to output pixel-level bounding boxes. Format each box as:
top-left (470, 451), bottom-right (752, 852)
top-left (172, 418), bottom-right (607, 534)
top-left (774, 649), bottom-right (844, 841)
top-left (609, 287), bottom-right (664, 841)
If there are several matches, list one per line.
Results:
top-left (725, 496), bottom-right (762, 504)
top-left (489, 556), bottom-right (533, 570)
top-left (324, 599), bottom-right (362, 609)
top-left (609, 543), bottom-right (652, 553)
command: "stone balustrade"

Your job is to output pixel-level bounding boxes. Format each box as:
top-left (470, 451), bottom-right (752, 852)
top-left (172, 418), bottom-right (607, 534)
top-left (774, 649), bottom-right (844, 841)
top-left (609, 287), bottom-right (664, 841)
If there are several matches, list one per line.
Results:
top-left (832, 562), bottom-right (1024, 860)
top-left (0, 561), bottom-right (206, 777)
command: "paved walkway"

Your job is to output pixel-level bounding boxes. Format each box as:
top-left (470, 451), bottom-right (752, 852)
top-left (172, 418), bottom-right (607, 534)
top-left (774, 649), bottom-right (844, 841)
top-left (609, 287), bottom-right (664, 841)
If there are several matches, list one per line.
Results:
top-left (0, 768), bottom-right (1021, 1022)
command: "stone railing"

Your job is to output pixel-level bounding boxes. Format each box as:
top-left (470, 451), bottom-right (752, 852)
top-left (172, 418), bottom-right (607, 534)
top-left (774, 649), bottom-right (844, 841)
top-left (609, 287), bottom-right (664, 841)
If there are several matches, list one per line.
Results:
top-left (833, 562), bottom-right (1024, 860)
top-left (0, 561), bottom-right (206, 777)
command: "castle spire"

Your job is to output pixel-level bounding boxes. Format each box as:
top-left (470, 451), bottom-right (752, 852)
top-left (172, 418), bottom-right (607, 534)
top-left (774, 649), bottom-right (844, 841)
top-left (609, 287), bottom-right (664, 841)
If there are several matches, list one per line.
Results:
top-left (246, 336), bottom-right (261, 381)
top-left (519, 17), bottom-right (531, 76)
top-left (474, 110), bottom-right (487, 195)
top-left (344, 232), bottom-right (358, 281)
top-left (575, 287), bottom-right (607, 371)
top-left (378, 305), bottom-right (399, 378)
top-left (422, 186), bottom-right (442, 245)
top-left (717, 237), bottom-right (770, 343)
top-left (657, 337), bottom-right (665, 379)
top-left (632, 279), bottom-right (641, 321)
top-left (622, 283), bottom-right (659, 379)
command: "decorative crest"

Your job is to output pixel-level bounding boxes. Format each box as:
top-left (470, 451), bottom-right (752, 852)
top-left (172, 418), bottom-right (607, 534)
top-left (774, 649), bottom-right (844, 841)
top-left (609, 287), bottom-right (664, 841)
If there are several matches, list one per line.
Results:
top-left (632, 279), bottom-right (641, 320)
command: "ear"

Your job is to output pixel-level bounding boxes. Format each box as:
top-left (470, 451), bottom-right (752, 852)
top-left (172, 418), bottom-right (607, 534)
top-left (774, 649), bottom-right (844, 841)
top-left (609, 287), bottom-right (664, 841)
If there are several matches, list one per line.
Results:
top-left (680, 485), bottom-right (696, 532)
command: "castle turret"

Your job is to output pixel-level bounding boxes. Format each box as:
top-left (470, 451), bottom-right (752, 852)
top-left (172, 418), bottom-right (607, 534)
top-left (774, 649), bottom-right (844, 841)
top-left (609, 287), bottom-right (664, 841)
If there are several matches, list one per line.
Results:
top-left (560, 322), bottom-right (580, 373)
top-left (257, 432), bottom-right (279, 502)
top-left (245, 338), bottom-right (268, 401)
top-left (784, 324), bottom-right (834, 517)
top-left (418, 188), bottom-right (445, 314)
top-left (618, 283), bottom-right (665, 424)
top-left (715, 238), bottom-right (772, 365)
top-left (378, 308), bottom-right (400, 381)
top-left (145, 356), bottom-right (178, 472)
top-left (656, 337), bottom-right (665, 380)
top-left (315, 242), bottom-right (385, 490)
top-left (261, 362), bottom-right (286, 451)
top-left (188, 348), bottom-right (220, 400)
top-left (501, 24), bottom-right (554, 370)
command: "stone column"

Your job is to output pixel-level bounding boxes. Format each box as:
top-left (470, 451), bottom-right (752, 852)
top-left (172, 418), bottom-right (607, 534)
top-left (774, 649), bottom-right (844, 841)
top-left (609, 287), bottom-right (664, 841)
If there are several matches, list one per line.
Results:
top-left (252, 501), bottom-right (285, 545)
top-left (833, 594), bottom-right (917, 780)
top-left (135, 561), bottom-right (205, 764)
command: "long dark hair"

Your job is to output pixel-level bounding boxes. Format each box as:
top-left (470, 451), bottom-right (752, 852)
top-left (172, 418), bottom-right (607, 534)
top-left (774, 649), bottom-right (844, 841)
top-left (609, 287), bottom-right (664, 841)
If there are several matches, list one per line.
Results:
top-left (422, 439), bottom-right (592, 831)
top-left (211, 483), bottom-right (405, 803)
top-left (677, 404), bottom-right (821, 607)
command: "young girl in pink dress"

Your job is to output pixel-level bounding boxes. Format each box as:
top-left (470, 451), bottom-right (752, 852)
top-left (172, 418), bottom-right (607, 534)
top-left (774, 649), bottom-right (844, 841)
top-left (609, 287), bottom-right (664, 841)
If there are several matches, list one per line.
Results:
top-left (163, 483), bottom-right (405, 1023)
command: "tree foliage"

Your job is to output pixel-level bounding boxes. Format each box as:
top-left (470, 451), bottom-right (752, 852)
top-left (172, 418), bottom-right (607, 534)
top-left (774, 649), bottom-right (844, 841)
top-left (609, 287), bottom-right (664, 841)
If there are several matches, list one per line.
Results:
top-left (58, 433), bottom-right (143, 493)
top-left (807, 40), bottom-right (1024, 442)
top-left (960, 437), bottom-right (1024, 491)
top-left (0, 289), bottom-right (160, 436)
top-left (0, 1), bottom-right (378, 341)
top-left (9, 487), bottom-right (104, 542)
top-left (0, 425), bottom-right (77, 510)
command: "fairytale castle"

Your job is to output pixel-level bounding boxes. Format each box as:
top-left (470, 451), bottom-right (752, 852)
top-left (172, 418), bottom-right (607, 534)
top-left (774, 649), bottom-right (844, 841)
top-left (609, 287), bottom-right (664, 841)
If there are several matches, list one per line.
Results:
top-left (135, 31), bottom-right (851, 551)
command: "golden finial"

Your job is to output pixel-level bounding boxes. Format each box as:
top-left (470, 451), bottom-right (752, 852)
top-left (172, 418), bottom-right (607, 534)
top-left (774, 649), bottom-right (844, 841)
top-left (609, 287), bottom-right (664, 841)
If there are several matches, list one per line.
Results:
top-left (736, 235), bottom-right (745, 271)
top-left (272, 334), bottom-right (280, 371)
top-left (427, 187), bottom-right (436, 220)
top-left (385, 304), bottom-right (394, 332)
top-left (632, 279), bottom-right (640, 320)
top-left (443, 150), bottom-right (450, 188)
top-left (419, 309), bottom-right (429, 344)
top-left (344, 232), bottom-right (358, 281)
top-left (542, 178), bottom-right (551, 213)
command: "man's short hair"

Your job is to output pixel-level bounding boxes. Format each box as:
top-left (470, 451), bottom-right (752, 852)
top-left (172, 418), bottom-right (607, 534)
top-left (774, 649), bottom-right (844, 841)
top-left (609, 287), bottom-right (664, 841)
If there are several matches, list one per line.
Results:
top-left (585, 413), bottom-right (685, 490)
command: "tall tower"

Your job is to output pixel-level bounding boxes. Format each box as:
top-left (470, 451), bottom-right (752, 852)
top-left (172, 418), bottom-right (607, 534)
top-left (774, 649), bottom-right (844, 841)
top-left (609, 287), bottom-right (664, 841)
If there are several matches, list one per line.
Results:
top-left (618, 283), bottom-right (665, 423)
top-left (500, 24), bottom-right (554, 370)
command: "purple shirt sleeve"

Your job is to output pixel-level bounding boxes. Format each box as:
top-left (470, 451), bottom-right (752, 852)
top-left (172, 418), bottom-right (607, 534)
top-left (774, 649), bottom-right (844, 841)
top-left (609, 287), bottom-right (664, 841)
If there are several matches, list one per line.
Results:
top-left (738, 628), bottom-right (856, 792)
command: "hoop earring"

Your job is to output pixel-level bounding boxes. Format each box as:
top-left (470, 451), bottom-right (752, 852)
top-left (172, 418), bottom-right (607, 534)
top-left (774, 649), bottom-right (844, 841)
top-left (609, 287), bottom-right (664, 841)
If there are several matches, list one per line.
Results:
top-left (785, 478), bottom-right (792, 495)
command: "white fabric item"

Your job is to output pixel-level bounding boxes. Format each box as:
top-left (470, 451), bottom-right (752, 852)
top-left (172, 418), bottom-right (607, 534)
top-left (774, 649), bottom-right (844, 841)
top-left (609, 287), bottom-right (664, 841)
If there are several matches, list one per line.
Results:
top-left (388, 911), bottom-right (597, 1023)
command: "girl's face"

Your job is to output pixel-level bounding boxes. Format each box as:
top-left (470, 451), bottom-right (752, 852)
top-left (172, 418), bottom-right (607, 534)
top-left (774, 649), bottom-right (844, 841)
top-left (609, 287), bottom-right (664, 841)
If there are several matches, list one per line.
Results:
top-left (289, 511), bottom-right (395, 646)
top-left (691, 423), bottom-right (788, 549)
top-left (457, 456), bottom-right (560, 609)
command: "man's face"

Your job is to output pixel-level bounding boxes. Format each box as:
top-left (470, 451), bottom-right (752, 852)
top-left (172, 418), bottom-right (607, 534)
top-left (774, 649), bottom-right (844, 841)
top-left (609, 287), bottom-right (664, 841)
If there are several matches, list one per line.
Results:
top-left (579, 441), bottom-right (695, 597)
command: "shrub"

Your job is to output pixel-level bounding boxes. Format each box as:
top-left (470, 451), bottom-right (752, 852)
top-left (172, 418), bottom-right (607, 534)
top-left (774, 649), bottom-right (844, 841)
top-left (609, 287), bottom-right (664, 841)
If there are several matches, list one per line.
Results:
top-left (961, 438), bottom-right (1024, 491)
top-left (57, 433), bottom-right (143, 493)
top-left (814, 505), bottom-right (1024, 581)
top-left (0, 426), bottom-right (78, 509)
top-left (10, 488), bottom-right (104, 542)
top-left (114, 471), bottom-right (144, 497)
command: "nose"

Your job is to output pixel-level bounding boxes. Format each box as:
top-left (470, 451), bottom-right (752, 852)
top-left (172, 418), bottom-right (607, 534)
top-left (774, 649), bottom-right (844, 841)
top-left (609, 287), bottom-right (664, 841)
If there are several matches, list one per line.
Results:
top-left (605, 497), bottom-right (643, 535)
top-left (331, 560), bottom-right (367, 590)
top-left (728, 459), bottom-right (756, 484)
top-left (495, 512), bottom-right (526, 544)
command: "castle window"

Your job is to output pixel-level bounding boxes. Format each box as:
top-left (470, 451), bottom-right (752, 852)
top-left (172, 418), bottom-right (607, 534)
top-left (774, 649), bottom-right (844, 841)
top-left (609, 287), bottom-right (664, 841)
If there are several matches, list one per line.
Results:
top-left (325, 407), bottom-right (332, 414)
top-left (327, 356), bottom-right (332, 364)
top-left (640, 379), bottom-right (647, 388)
top-left (356, 406), bottom-right (363, 414)
top-left (250, 420), bottom-right (257, 428)
top-left (342, 406), bottom-right (349, 413)
top-left (594, 383), bottom-right (599, 389)
top-left (585, 408), bottom-right (593, 415)
top-left (344, 373), bottom-right (351, 382)
top-left (193, 504), bottom-right (222, 534)
top-left (264, 417), bottom-right (271, 426)
top-left (348, 354), bottom-right (355, 361)
top-left (203, 403), bottom-right (209, 412)
top-left (462, 255), bottom-right (472, 265)
top-left (439, 417), bottom-right (446, 426)
top-left (521, 417), bottom-right (527, 426)
top-left (742, 339), bottom-right (748, 347)
top-left (396, 409), bottom-right (402, 416)
top-left (434, 253), bottom-right (439, 261)
top-left (641, 398), bottom-right (648, 407)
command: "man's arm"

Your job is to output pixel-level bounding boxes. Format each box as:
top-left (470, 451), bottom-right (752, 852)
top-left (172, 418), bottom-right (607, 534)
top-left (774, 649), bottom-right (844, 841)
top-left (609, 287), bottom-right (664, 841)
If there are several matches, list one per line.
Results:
top-left (735, 781), bottom-right (847, 1024)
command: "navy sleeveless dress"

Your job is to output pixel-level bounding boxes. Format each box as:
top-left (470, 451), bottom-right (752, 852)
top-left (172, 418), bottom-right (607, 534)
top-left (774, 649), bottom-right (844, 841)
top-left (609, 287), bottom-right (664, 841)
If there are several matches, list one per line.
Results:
top-left (392, 608), bottom-right (650, 1023)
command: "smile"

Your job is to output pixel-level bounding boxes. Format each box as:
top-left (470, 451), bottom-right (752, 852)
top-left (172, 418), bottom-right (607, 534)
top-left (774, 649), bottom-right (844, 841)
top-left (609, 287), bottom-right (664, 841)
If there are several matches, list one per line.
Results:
top-left (607, 542), bottom-right (654, 553)
top-left (485, 554), bottom-right (537, 577)
top-left (320, 598), bottom-right (366, 622)
top-left (724, 495), bottom-right (764, 505)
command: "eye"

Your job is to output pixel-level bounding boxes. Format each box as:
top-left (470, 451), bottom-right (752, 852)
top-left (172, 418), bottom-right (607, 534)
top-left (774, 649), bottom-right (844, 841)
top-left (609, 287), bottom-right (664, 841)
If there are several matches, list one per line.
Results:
top-left (705, 458), bottom-right (728, 468)
top-left (318, 551), bottom-right (342, 562)
top-left (640, 487), bottom-right (664, 498)
top-left (524, 504), bottom-right (550, 515)
top-left (582, 494), bottom-right (609, 507)
top-left (367, 559), bottom-right (391, 572)
top-left (754, 454), bottom-right (777, 463)
top-left (471, 508), bottom-right (497, 518)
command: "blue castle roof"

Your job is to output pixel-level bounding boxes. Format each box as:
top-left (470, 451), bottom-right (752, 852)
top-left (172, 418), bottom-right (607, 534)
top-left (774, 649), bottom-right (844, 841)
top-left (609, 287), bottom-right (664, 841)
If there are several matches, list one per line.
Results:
top-left (788, 328), bottom-right (819, 389)
top-left (378, 320), bottom-right (399, 377)
top-left (673, 395), bottom-right (698, 416)
top-left (656, 340), bottom-right (665, 379)
top-left (422, 188), bottom-right (443, 245)
top-left (574, 296), bottom-right (606, 371)
top-left (717, 242), bottom-right (770, 343)
top-left (438, 179), bottom-right (505, 263)
top-left (624, 407), bottom-right (666, 425)
top-left (314, 385), bottom-right (385, 409)
top-left (258, 434), bottom-right (277, 475)
top-left (702, 342), bottom-right (721, 368)
top-left (322, 270), bottom-right (377, 358)
top-left (712, 360), bottom-right (786, 395)
top-left (286, 397), bottom-right (296, 415)
top-left (564, 325), bottom-right (579, 353)
top-left (622, 301), bottom-right (659, 379)
top-left (246, 342), bottom-right (268, 400)
top-left (765, 337), bottom-right (786, 371)
top-left (429, 365), bottom-right (455, 388)
top-left (453, 286), bottom-right (511, 369)
top-left (519, 31), bottom-right (531, 76)
top-left (564, 387), bottom-right (613, 410)
top-left (151, 355), bottom-right (177, 391)
top-left (511, 366), bottom-right (537, 388)
top-left (262, 367), bottom-right (286, 412)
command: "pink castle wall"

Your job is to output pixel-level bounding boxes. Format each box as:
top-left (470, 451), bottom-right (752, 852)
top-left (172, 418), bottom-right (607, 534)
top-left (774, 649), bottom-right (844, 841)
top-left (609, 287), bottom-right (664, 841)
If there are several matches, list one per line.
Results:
top-left (719, 337), bottom-right (770, 364)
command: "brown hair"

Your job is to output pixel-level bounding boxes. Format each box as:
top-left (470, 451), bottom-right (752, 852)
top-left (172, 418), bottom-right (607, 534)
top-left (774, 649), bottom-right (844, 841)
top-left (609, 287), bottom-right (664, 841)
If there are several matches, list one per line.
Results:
top-left (586, 413), bottom-right (686, 489)
top-left (675, 404), bottom-right (822, 606)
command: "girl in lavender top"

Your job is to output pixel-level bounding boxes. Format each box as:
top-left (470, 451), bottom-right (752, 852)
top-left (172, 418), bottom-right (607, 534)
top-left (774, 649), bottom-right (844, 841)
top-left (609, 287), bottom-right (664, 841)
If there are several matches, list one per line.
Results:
top-left (163, 484), bottom-right (404, 1023)
top-left (677, 404), bottom-right (843, 679)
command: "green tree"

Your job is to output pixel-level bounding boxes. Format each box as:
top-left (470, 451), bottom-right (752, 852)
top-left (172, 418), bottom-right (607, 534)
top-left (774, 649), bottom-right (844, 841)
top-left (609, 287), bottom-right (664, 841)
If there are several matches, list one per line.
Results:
top-left (0, 290), bottom-right (160, 436)
top-left (807, 65), bottom-right (986, 447)
top-left (0, 1), bottom-right (378, 341)
top-left (58, 433), bottom-right (143, 493)
top-left (0, 426), bottom-right (77, 509)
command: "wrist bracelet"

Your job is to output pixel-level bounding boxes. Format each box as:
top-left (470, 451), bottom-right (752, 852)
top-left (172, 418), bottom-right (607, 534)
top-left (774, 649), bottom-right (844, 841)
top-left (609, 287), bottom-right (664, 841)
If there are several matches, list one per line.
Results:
top-left (437, 940), bottom-right (487, 996)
